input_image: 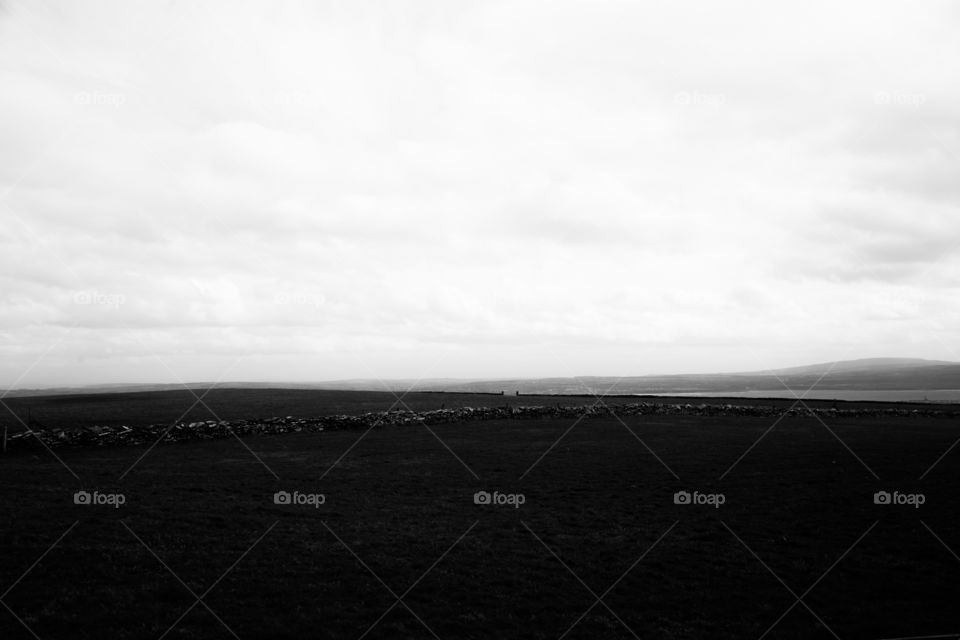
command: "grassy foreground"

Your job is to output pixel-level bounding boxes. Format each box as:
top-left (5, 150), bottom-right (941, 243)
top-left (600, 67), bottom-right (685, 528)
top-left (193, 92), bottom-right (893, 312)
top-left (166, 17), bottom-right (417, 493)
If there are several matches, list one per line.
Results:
top-left (1, 395), bottom-right (959, 638)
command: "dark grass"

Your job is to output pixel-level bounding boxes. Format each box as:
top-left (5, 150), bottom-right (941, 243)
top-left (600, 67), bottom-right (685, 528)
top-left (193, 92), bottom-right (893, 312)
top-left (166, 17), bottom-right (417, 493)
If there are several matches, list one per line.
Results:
top-left (2, 387), bottom-right (951, 435)
top-left (0, 389), bottom-right (604, 434)
top-left (1, 398), bottom-right (959, 638)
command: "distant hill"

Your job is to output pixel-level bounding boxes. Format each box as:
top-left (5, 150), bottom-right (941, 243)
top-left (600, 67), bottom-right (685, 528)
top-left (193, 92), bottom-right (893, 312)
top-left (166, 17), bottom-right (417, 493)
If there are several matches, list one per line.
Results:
top-left (761, 357), bottom-right (956, 376)
top-left (4, 358), bottom-right (958, 400)
top-left (419, 358), bottom-right (960, 396)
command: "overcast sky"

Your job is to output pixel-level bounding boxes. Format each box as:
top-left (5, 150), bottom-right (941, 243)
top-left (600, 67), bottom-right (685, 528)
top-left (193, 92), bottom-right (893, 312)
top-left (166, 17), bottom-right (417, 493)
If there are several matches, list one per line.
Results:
top-left (1, 0), bottom-right (959, 387)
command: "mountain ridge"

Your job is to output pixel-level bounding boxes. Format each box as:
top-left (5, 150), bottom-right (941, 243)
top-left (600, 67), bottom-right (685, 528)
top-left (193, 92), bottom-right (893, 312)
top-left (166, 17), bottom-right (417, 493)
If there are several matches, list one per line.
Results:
top-left (3, 357), bottom-right (957, 398)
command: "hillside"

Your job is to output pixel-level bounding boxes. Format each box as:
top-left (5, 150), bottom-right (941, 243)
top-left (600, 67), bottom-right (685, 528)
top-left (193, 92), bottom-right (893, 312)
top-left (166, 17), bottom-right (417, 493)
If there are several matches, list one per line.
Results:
top-left (427, 358), bottom-right (960, 396)
top-left (4, 358), bottom-right (958, 400)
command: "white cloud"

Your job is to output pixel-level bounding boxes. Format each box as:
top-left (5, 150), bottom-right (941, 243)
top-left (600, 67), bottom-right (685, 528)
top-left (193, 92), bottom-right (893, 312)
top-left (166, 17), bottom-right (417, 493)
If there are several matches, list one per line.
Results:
top-left (2, 0), bottom-right (959, 386)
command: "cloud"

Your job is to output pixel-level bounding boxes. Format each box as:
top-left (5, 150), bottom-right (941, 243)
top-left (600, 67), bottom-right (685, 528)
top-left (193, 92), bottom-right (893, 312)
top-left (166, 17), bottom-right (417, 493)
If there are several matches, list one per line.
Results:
top-left (1, 0), bottom-right (960, 385)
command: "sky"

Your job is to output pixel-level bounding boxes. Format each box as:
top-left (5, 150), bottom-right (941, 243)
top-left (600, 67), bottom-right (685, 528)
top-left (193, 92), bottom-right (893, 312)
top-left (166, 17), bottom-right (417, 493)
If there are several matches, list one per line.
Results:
top-left (1, 0), bottom-right (959, 388)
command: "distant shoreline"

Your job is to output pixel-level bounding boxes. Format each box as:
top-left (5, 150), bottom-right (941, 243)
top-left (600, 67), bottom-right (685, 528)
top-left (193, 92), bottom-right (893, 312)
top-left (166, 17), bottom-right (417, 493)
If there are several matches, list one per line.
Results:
top-left (651, 389), bottom-right (960, 403)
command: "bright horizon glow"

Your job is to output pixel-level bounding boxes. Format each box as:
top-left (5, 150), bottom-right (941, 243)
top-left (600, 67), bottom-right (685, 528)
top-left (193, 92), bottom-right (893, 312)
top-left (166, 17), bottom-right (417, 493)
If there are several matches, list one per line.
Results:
top-left (2, 1), bottom-right (959, 388)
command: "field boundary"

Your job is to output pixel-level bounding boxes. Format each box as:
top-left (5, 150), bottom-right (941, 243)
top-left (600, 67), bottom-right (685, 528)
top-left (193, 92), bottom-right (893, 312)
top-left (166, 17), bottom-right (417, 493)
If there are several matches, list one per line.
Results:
top-left (5, 400), bottom-right (960, 454)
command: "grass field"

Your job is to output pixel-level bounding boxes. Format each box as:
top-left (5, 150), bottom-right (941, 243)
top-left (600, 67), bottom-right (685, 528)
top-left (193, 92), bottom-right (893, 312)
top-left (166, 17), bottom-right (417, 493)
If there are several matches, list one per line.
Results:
top-left (1, 392), bottom-right (959, 639)
top-left (0, 389), bottom-right (607, 435)
top-left (1, 387), bottom-right (944, 434)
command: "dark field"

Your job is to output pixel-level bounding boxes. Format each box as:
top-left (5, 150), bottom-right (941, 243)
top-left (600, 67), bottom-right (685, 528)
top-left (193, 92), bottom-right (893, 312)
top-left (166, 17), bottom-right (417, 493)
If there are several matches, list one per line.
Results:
top-left (1, 387), bottom-right (946, 433)
top-left (1, 389), bottom-right (571, 434)
top-left (1, 392), bottom-right (959, 639)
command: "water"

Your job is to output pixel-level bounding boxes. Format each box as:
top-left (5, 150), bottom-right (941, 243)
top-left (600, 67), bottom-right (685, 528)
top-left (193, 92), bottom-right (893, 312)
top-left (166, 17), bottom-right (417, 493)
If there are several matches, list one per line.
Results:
top-left (657, 389), bottom-right (960, 403)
